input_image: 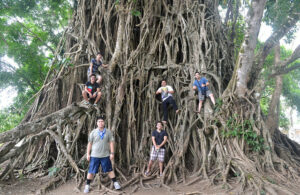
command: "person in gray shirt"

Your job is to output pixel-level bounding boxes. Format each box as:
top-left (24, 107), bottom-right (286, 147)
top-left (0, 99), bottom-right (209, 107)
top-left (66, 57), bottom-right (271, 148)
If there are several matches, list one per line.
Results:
top-left (84, 117), bottom-right (121, 193)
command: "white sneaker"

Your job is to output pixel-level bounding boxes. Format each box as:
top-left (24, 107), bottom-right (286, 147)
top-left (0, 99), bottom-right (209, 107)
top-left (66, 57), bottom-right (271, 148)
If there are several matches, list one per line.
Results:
top-left (83, 100), bottom-right (90, 105)
top-left (83, 184), bottom-right (90, 193)
top-left (113, 181), bottom-right (121, 190)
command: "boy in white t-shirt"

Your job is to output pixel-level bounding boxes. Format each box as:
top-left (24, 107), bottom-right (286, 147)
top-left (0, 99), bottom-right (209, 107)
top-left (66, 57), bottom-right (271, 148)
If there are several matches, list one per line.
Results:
top-left (156, 80), bottom-right (180, 124)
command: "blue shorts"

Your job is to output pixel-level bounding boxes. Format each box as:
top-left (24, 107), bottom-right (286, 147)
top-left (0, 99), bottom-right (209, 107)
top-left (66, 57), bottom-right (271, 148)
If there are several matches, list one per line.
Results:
top-left (88, 156), bottom-right (113, 174)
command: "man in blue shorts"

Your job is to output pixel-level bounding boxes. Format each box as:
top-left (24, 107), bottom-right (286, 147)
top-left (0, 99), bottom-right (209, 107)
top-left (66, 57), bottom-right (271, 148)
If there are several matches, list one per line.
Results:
top-left (145, 121), bottom-right (168, 177)
top-left (84, 117), bottom-right (121, 193)
top-left (192, 72), bottom-right (215, 113)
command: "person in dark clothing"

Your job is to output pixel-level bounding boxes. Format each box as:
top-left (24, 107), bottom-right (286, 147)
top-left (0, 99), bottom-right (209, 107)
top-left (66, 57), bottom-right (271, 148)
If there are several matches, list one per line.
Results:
top-left (82, 74), bottom-right (102, 106)
top-left (88, 52), bottom-right (109, 84)
top-left (145, 121), bottom-right (168, 177)
top-left (156, 80), bottom-right (180, 124)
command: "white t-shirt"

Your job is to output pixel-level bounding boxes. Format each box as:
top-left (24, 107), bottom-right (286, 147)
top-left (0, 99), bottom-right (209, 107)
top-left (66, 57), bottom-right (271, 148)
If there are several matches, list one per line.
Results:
top-left (158, 85), bottom-right (174, 101)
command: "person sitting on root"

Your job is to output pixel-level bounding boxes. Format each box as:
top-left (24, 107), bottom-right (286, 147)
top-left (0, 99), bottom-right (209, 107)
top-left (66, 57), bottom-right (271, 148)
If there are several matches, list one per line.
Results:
top-left (156, 79), bottom-right (180, 124)
top-left (192, 72), bottom-right (215, 113)
top-left (145, 121), bottom-right (168, 178)
top-left (84, 116), bottom-right (121, 193)
top-left (88, 52), bottom-right (109, 84)
top-left (82, 74), bottom-right (101, 106)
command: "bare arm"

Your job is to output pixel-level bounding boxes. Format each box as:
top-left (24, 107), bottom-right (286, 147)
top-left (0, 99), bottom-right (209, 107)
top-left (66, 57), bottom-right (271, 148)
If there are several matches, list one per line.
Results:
top-left (110, 141), bottom-right (115, 160)
top-left (156, 88), bottom-right (162, 94)
top-left (110, 141), bottom-right (114, 153)
top-left (158, 136), bottom-right (167, 148)
top-left (102, 63), bottom-right (109, 68)
top-left (193, 86), bottom-right (197, 90)
top-left (89, 63), bottom-right (93, 75)
top-left (168, 86), bottom-right (175, 94)
top-left (152, 136), bottom-right (158, 148)
top-left (86, 142), bottom-right (92, 161)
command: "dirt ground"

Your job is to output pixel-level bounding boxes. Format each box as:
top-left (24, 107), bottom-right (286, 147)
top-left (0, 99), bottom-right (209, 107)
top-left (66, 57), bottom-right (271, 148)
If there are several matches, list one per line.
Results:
top-left (0, 176), bottom-right (235, 195)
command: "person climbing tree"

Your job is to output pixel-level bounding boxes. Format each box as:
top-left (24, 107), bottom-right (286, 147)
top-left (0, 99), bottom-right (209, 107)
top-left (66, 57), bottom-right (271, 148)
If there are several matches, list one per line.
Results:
top-left (84, 117), bottom-right (121, 193)
top-left (88, 52), bottom-right (109, 84)
top-left (156, 79), bottom-right (180, 124)
top-left (82, 74), bottom-right (101, 106)
top-left (192, 72), bottom-right (215, 113)
top-left (144, 121), bottom-right (168, 178)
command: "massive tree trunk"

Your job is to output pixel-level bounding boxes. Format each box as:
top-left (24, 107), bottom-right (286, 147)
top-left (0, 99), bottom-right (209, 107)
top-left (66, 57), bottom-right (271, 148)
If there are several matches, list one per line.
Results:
top-left (234, 0), bottom-right (267, 97)
top-left (266, 44), bottom-right (282, 132)
top-left (1, 0), bottom-right (300, 194)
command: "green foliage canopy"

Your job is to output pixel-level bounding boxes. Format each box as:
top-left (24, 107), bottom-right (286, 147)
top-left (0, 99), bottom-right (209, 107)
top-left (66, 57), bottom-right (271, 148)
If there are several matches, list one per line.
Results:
top-left (0, 0), bottom-right (72, 132)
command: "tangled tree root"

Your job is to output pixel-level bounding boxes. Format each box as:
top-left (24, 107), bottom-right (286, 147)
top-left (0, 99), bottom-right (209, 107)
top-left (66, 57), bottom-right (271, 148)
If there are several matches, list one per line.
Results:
top-left (1, 0), bottom-right (300, 194)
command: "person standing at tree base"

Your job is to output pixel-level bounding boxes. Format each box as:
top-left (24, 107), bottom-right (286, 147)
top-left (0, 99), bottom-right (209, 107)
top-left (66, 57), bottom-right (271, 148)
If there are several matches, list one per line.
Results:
top-left (145, 121), bottom-right (168, 178)
top-left (192, 72), bottom-right (215, 113)
top-left (84, 117), bottom-right (121, 193)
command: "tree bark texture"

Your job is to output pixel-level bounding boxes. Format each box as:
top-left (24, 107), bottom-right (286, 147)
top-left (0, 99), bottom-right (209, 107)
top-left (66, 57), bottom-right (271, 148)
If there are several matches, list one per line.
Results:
top-left (266, 44), bottom-right (282, 133)
top-left (1, 0), bottom-right (300, 194)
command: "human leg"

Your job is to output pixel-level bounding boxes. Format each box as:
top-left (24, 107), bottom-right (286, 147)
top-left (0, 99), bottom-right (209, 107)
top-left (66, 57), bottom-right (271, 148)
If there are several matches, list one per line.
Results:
top-left (84, 157), bottom-right (101, 193)
top-left (96, 74), bottom-right (102, 84)
top-left (159, 162), bottom-right (164, 176)
top-left (94, 92), bottom-right (102, 104)
top-left (146, 160), bottom-right (154, 175)
top-left (87, 70), bottom-right (91, 81)
top-left (100, 157), bottom-right (121, 189)
top-left (82, 90), bottom-right (89, 102)
top-left (197, 91), bottom-right (205, 112)
top-left (168, 97), bottom-right (179, 113)
top-left (205, 90), bottom-right (215, 105)
top-left (162, 100), bottom-right (168, 122)
top-left (198, 100), bottom-right (203, 113)
top-left (158, 148), bottom-right (165, 175)
top-left (146, 146), bottom-right (158, 175)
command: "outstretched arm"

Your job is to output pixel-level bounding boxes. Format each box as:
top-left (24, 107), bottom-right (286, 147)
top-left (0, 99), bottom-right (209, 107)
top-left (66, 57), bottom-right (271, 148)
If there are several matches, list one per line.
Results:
top-left (102, 63), bottom-right (109, 68)
top-left (89, 63), bottom-right (93, 76)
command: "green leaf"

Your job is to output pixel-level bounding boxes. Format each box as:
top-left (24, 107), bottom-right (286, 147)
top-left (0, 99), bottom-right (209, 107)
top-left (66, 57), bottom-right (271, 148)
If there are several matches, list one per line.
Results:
top-left (131, 10), bottom-right (141, 17)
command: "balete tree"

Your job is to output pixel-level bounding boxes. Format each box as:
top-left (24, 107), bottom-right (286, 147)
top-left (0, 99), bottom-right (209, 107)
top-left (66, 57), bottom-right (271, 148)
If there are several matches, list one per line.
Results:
top-left (1, 0), bottom-right (300, 194)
